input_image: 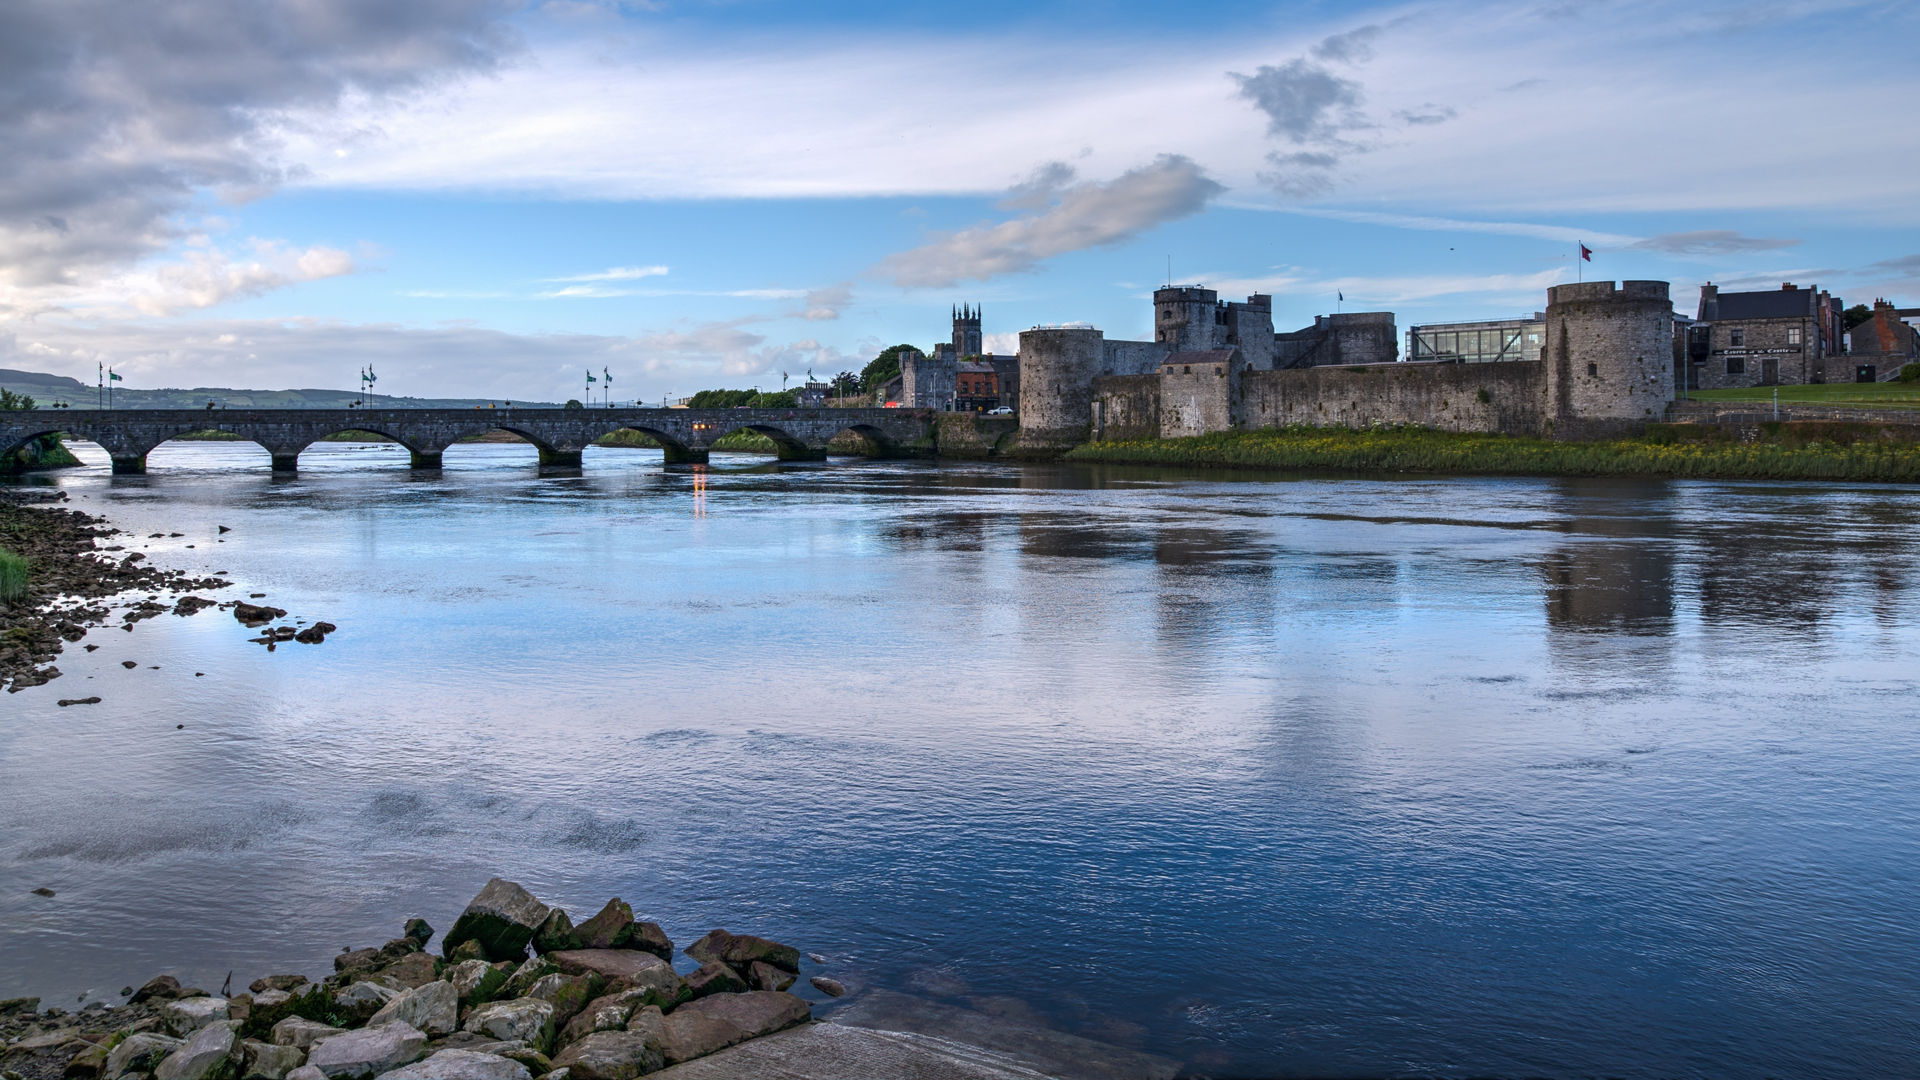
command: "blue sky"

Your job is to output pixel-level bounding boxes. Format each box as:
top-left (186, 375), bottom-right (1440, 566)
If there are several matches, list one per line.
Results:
top-left (3, 0), bottom-right (1917, 402)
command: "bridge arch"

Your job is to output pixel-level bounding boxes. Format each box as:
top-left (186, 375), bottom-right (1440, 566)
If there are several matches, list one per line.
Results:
top-left (713, 423), bottom-right (827, 462)
top-left (829, 423), bottom-right (899, 458)
top-left (592, 423), bottom-right (707, 465)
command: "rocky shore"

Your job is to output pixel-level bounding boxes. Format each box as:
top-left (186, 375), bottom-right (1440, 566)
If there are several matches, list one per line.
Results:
top-left (0, 879), bottom-right (845, 1080)
top-left (0, 492), bottom-right (341, 693)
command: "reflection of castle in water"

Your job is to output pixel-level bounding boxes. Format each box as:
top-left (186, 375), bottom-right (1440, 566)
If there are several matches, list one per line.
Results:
top-left (1541, 482), bottom-right (1678, 636)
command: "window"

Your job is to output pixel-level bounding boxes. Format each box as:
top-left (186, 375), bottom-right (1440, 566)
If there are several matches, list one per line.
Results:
top-left (1787, 327), bottom-right (1802, 345)
top-left (1587, 362), bottom-right (1598, 377)
top-left (1727, 356), bottom-right (1746, 375)
top-left (1730, 328), bottom-right (1744, 346)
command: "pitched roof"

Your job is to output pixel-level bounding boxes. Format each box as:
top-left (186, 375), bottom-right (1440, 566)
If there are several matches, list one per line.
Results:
top-left (1715, 288), bottom-right (1815, 320)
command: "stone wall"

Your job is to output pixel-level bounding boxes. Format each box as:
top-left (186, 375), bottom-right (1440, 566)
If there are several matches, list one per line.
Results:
top-left (932, 413), bottom-right (1019, 457)
top-left (1545, 281), bottom-right (1674, 436)
top-left (1101, 339), bottom-right (1171, 376)
top-left (1158, 361), bottom-right (1234, 438)
top-left (1241, 362), bottom-right (1549, 434)
top-left (901, 347), bottom-right (954, 408)
top-left (1089, 375), bottom-right (1160, 441)
top-left (1274, 312), bottom-right (1398, 368)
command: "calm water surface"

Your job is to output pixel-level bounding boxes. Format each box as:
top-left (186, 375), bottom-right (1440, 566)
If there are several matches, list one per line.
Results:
top-left (4, 440), bottom-right (1919, 1078)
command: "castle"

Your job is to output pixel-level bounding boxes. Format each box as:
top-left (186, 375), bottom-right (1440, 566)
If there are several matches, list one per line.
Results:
top-left (1000, 281), bottom-right (1676, 449)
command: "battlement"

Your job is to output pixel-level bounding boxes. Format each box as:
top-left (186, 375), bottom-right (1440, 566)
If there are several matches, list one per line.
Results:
top-left (1547, 280), bottom-right (1670, 305)
top-left (1153, 286), bottom-right (1218, 305)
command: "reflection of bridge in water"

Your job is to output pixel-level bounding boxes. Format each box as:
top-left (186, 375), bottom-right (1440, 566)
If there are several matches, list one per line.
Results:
top-left (0, 407), bottom-right (938, 474)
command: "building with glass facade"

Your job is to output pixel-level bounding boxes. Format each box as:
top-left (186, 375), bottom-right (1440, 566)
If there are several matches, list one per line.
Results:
top-left (1405, 315), bottom-right (1546, 364)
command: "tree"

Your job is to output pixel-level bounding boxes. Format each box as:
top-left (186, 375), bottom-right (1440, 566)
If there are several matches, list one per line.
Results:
top-left (1844, 304), bottom-right (1873, 331)
top-left (830, 371), bottom-right (860, 397)
top-left (860, 345), bottom-right (917, 395)
top-left (0, 386), bottom-right (79, 475)
top-left (564, 399), bottom-right (585, 410)
top-left (0, 388), bottom-right (37, 411)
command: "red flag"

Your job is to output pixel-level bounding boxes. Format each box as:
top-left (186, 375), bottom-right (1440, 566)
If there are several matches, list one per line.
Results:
top-left (1580, 244), bottom-right (1593, 261)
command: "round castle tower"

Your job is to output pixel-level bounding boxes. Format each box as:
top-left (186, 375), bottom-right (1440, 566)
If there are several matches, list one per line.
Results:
top-left (1018, 326), bottom-right (1106, 447)
top-left (1154, 287), bottom-right (1219, 351)
top-left (1544, 280), bottom-right (1674, 433)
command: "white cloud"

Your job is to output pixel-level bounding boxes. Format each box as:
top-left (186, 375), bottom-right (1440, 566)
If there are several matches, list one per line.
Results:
top-left (3, 241), bottom-right (357, 318)
top-left (257, 1), bottom-right (1916, 221)
top-left (546, 265), bottom-right (670, 282)
top-left (878, 155), bottom-right (1225, 288)
top-left (1, 315), bottom-right (859, 402)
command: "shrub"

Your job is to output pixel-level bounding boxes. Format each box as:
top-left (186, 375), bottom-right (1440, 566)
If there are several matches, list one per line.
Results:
top-left (1898, 363), bottom-right (1920, 384)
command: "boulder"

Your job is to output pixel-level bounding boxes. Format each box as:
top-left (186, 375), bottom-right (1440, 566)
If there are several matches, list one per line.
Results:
top-left (377, 954), bottom-right (439, 990)
top-left (306, 1024), bottom-right (428, 1080)
top-left (249, 977), bottom-right (309, 996)
top-left (161, 997), bottom-right (233, 1037)
top-left (568, 902), bottom-right (631, 952)
top-left (286, 1068), bottom-right (326, 1080)
top-left (445, 940), bottom-right (486, 965)
top-left (107, 1034), bottom-right (185, 1078)
top-left (335, 950), bottom-right (381, 977)
top-left (681, 964), bottom-right (744, 1000)
top-left (499, 959), bottom-right (555, 999)
top-left (239, 1042), bottom-right (305, 1080)
top-left (460, 1000), bottom-right (553, 1053)
top-left (531, 911), bottom-right (578, 956)
top-left (4, 1032), bottom-right (89, 1080)
top-left (440, 880), bottom-right (550, 963)
top-left (556, 992), bottom-right (650, 1047)
top-left (368, 1050), bottom-right (528, 1080)
top-left (66, 1041), bottom-right (112, 1080)
top-left (366, 982), bottom-right (458, 1038)
top-left (232, 603), bottom-right (286, 627)
top-left (622, 1007), bottom-right (664, 1049)
top-left (548, 1032), bottom-right (661, 1080)
top-left (402, 920), bottom-right (433, 947)
top-left (444, 962), bottom-right (504, 1007)
top-left (681, 931), bottom-right (799, 974)
top-left (807, 977), bottom-right (845, 998)
top-left (131, 977), bottom-right (186, 1005)
top-left (492, 1049), bottom-right (547, 1077)
top-left (746, 963), bottom-right (794, 993)
top-left (656, 992), bottom-right (809, 1066)
top-left (252, 990), bottom-right (293, 1011)
top-left (541, 953), bottom-right (681, 1002)
top-left (378, 939), bottom-right (421, 961)
top-left (154, 1021), bottom-right (238, 1080)
top-left (270, 1019), bottom-right (344, 1051)
top-left (521, 975), bottom-right (599, 1030)
top-left (334, 983), bottom-right (400, 1024)
top-left (616, 924), bottom-right (671, 963)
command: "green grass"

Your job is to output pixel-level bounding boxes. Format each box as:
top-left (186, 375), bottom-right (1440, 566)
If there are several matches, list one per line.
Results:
top-left (1687, 382), bottom-right (1920, 409)
top-left (0, 548), bottom-right (27, 602)
top-left (1065, 423), bottom-right (1920, 482)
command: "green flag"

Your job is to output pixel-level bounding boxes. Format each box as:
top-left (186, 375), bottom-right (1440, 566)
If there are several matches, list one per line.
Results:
top-left (108, 370), bottom-right (122, 381)
top-left (586, 373), bottom-right (597, 383)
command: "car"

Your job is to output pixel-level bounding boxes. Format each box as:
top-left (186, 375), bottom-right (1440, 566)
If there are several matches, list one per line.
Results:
top-left (987, 406), bottom-right (1014, 415)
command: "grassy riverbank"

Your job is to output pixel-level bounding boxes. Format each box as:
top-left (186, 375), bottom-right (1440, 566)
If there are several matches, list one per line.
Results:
top-left (1066, 423), bottom-right (1920, 482)
top-left (0, 548), bottom-right (25, 602)
top-left (1687, 381), bottom-right (1920, 409)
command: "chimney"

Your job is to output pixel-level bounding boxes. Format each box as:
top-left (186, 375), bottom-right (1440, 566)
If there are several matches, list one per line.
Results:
top-left (1698, 282), bottom-right (1719, 322)
top-left (1782, 282), bottom-right (1795, 290)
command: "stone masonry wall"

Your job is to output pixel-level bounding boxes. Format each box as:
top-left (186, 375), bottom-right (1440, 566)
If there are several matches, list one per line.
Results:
top-left (1089, 375), bottom-right (1160, 441)
top-left (1158, 362), bottom-right (1235, 438)
top-left (1241, 362), bottom-right (1549, 434)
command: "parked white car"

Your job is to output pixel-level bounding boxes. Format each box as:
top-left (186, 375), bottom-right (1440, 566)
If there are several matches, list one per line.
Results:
top-left (987, 406), bottom-right (1014, 415)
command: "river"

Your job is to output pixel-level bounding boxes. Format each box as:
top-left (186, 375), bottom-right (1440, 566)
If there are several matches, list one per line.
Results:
top-left (4, 439), bottom-right (1918, 1078)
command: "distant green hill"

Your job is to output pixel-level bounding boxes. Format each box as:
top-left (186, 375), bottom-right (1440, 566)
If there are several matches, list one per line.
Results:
top-left (0, 368), bottom-right (561, 410)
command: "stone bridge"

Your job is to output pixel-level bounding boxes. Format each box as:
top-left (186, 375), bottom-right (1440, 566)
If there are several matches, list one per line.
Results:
top-left (0, 407), bottom-right (938, 473)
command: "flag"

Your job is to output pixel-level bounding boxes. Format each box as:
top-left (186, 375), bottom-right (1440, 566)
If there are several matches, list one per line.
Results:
top-left (1337, 290), bottom-right (1344, 301)
top-left (603, 367), bottom-right (611, 383)
top-left (586, 373), bottom-right (597, 383)
top-left (1580, 244), bottom-right (1593, 262)
top-left (108, 370), bottom-right (122, 382)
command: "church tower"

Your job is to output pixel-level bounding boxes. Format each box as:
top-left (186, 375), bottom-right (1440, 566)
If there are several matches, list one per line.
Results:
top-left (952, 304), bottom-right (983, 357)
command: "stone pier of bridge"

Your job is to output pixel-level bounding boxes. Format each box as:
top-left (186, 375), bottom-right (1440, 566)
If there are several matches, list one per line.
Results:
top-left (0, 407), bottom-right (938, 475)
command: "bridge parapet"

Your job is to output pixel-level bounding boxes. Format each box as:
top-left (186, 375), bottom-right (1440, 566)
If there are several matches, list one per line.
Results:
top-left (0, 407), bottom-right (936, 473)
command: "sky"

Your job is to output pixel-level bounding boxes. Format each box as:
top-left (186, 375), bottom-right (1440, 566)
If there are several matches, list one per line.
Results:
top-left (2, 0), bottom-right (1918, 404)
